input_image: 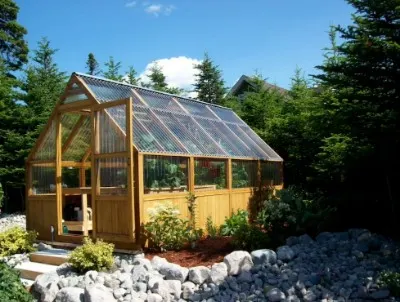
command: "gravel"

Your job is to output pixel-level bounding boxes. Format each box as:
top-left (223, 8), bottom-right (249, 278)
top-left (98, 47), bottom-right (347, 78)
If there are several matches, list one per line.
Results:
top-left (0, 212), bottom-right (26, 232)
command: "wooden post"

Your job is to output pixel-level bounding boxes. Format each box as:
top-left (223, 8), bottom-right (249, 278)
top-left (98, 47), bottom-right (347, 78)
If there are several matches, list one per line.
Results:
top-left (227, 158), bottom-right (232, 213)
top-left (126, 98), bottom-right (135, 241)
top-left (90, 109), bottom-right (97, 239)
top-left (82, 193), bottom-right (88, 236)
top-left (138, 153), bottom-right (144, 232)
top-left (189, 157), bottom-right (195, 193)
top-left (56, 113), bottom-right (62, 236)
top-left (79, 167), bottom-right (86, 187)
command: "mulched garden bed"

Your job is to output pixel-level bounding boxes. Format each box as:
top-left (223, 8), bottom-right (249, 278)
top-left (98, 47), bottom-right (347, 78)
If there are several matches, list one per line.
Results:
top-left (145, 236), bottom-right (235, 267)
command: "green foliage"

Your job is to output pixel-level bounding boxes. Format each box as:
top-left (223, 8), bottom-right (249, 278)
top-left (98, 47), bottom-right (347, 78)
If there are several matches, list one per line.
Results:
top-left (0, 227), bottom-right (37, 257)
top-left (68, 238), bottom-right (114, 273)
top-left (143, 63), bottom-right (183, 95)
top-left (144, 202), bottom-right (190, 251)
top-left (0, 262), bottom-right (33, 302)
top-left (193, 52), bottom-right (226, 104)
top-left (206, 216), bottom-right (219, 238)
top-left (0, 0), bottom-right (28, 71)
top-left (144, 157), bottom-right (187, 191)
top-left (378, 271), bottom-right (400, 297)
top-left (85, 53), bottom-right (100, 75)
top-left (125, 66), bottom-right (138, 85)
top-left (186, 192), bottom-right (197, 228)
top-left (258, 188), bottom-right (334, 243)
top-left (231, 222), bottom-right (270, 251)
top-left (103, 56), bottom-right (123, 81)
top-left (220, 210), bottom-right (249, 237)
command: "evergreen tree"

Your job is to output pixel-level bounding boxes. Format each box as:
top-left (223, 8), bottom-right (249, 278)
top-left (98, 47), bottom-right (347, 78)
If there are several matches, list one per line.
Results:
top-left (103, 56), bottom-right (123, 81)
top-left (193, 53), bottom-right (226, 104)
top-left (85, 53), bottom-right (100, 75)
top-left (0, 0), bottom-right (28, 71)
top-left (125, 66), bottom-right (138, 85)
top-left (145, 63), bottom-right (183, 94)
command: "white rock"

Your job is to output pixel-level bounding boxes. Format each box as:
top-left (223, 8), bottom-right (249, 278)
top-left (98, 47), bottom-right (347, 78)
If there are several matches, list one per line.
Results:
top-left (182, 281), bottom-right (196, 300)
top-left (251, 249), bottom-right (277, 265)
top-left (55, 287), bottom-right (84, 302)
top-left (85, 284), bottom-right (117, 302)
top-left (166, 279), bottom-right (182, 299)
top-left (34, 272), bottom-right (60, 296)
top-left (266, 288), bottom-right (286, 302)
top-left (188, 266), bottom-right (211, 284)
top-left (147, 293), bottom-right (163, 302)
top-left (159, 262), bottom-right (189, 282)
top-left (277, 246), bottom-right (295, 262)
top-left (209, 262), bottom-right (228, 285)
top-left (223, 251), bottom-right (253, 275)
top-left (151, 256), bottom-right (169, 271)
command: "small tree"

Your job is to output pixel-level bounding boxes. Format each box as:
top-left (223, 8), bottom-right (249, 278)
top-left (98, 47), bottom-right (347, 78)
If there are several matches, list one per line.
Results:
top-left (193, 52), bottom-right (226, 104)
top-left (144, 63), bottom-right (183, 94)
top-left (103, 56), bottom-right (123, 81)
top-left (125, 66), bottom-right (138, 85)
top-left (85, 53), bottom-right (100, 75)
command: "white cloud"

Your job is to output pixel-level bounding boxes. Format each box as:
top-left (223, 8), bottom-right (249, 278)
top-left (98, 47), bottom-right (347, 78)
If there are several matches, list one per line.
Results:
top-left (144, 3), bottom-right (175, 16)
top-left (139, 56), bottom-right (201, 96)
top-left (125, 1), bottom-right (137, 8)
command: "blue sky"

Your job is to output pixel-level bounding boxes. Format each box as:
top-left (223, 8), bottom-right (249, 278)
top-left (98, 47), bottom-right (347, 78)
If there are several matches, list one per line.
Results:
top-left (17, 0), bottom-right (354, 90)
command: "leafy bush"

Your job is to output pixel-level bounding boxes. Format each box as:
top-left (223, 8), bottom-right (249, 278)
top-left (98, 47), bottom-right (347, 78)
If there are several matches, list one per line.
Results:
top-left (220, 210), bottom-right (249, 236)
top-left (68, 238), bottom-right (114, 273)
top-left (378, 271), bottom-right (400, 297)
top-left (258, 187), bottom-right (334, 243)
top-left (206, 216), bottom-right (220, 238)
top-left (231, 222), bottom-right (270, 251)
top-left (144, 202), bottom-right (190, 251)
top-left (0, 262), bottom-right (33, 302)
top-left (0, 227), bottom-right (37, 257)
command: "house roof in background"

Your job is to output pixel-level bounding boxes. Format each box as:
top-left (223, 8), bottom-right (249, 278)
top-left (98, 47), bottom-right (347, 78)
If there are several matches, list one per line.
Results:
top-left (229, 75), bottom-right (288, 96)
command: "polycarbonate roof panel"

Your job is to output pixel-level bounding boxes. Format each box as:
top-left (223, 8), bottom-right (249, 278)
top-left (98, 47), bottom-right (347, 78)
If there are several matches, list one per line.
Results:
top-left (75, 73), bottom-right (282, 160)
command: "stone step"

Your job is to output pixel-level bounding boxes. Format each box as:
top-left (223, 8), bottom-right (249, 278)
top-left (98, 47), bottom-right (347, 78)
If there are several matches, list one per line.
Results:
top-left (15, 261), bottom-right (58, 281)
top-left (30, 248), bottom-right (69, 266)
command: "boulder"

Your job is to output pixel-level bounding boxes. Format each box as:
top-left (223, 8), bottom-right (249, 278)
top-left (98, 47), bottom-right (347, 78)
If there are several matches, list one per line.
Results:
top-left (151, 256), bottom-right (169, 271)
top-left (266, 288), bottom-right (286, 302)
top-left (286, 236), bottom-right (299, 246)
top-left (315, 232), bottom-right (332, 243)
top-left (147, 293), bottom-right (163, 302)
top-left (84, 284), bottom-right (117, 302)
top-left (223, 251), bottom-right (253, 275)
top-left (182, 281), bottom-right (196, 300)
top-left (188, 266), bottom-right (211, 284)
top-left (166, 279), bottom-right (182, 299)
top-left (277, 246), bottom-right (295, 262)
top-left (298, 234), bottom-right (314, 244)
top-left (209, 262), bottom-right (228, 285)
top-left (251, 249), bottom-right (277, 265)
top-left (55, 287), bottom-right (84, 302)
top-left (159, 262), bottom-right (189, 282)
top-left (34, 272), bottom-right (60, 296)
top-left (42, 281), bottom-right (60, 302)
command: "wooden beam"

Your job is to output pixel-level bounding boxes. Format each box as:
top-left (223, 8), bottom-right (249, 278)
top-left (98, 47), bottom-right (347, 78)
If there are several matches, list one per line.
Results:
top-left (189, 157), bottom-right (195, 193)
top-left (55, 113), bottom-right (63, 236)
top-left (126, 98), bottom-right (135, 241)
top-left (58, 100), bottom-right (93, 113)
top-left (91, 109), bottom-right (98, 238)
top-left (137, 153), bottom-right (144, 240)
top-left (92, 98), bottom-right (129, 111)
top-left (82, 194), bottom-right (88, 236)
top-left (93, 151), bottom-right (129, 159)
top-left (62, 116), bottom-right (86, 154)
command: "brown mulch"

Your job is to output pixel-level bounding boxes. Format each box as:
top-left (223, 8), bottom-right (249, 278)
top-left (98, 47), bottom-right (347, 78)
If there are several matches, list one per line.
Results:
top-left (145, 237), bottom-right (234, 268)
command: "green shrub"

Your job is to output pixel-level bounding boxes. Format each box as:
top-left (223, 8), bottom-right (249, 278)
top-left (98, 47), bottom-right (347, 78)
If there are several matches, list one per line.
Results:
top-left (258, 187), bottom-right (334, 243)
top-left (378, 271), bottom-right (400, 297)
top-left (0, 227), bottom-right (37, 257)
top-left (231, 223), bottom-right (270, 251)
top-left (220, 210), bottom-right (249, 236)
top-left (206, 216), bottom-right (220, 238)
top-left (144, 202), bottom-right (191, 251)
top-left (68, 238), bottom-right (114, 273)
top-left (0, 262), bottom-right (33, 302)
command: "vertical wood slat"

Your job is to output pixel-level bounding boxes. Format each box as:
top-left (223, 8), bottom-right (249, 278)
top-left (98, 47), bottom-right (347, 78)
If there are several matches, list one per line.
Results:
top-left (189, 157), bottom-right (195, 193)
top-left (56, 113), bottom-right (62, 235)
top-left (126, 98), bottom-right (135, 240)
top-left (82, 193), bottom-right (88, 236)
top-left (138, 153), bottom-right (144, 240)
top-left (227, 158), bottom-right (232, 212)
top-left (90, 109), bottom-right (97, 238)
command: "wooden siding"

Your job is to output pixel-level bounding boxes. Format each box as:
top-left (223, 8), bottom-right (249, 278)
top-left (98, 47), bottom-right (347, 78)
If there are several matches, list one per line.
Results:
top-left (27, 197), bottom-right (57, 241)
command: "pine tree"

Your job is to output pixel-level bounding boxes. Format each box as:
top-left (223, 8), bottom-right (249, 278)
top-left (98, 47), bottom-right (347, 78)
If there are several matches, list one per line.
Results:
top-left (85, 53), bottom-right (100, 75)
top-left (144, 63), bottom-right (183, 94)
top-left (193, 53), bottom-right (226, 104)
top-left (0, 0), bottom-right (28, 71)
top-left (103, 56), bottom-right (123, 81)
top-left (125, 66), bottom-right (138, 85)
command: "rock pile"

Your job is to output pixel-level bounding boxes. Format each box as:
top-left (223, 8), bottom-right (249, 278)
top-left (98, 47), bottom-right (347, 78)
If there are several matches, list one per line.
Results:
top-left (30, 228), bottom-right (400, 302)
top-left (0, 212), bottom-right (26, 232)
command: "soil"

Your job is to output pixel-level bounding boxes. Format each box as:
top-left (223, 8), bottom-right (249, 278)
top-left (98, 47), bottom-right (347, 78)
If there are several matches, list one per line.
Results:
top-left (145, 236), bottom-right (234, 268)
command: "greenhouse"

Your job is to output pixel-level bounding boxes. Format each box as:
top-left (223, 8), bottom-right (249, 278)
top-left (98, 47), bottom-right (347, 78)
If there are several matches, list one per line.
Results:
top-left (26, 72), bottom-right (283, 249)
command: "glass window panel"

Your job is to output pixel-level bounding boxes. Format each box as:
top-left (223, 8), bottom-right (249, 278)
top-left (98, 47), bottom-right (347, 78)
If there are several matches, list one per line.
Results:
top-left (34, 121), bottom-right (56, 160)
top-left (144, 155), bottom-right (188, 194)
top-left (133, 119), bottom-right (163, 152)
top-left (105, 105), bottom-right (127, 133)
top-left (64, 93), bottom-right (88, 104)
top-left (195, 159), bottom-right (227, 191)
top-left (226, 124), bottom-right (269, 158)
top-left (62, 167), bottom-right (80, 188)
top-left (98, 157), bottom-right (128, 195)
top-left (134, 107), bottom-right (186, 153)
top-left (99, 109), bottom-right (126, 154)
top-left (63, 117), bottom-right (91, 161)
top-left (135, 89), bottom-right (184, 113)
top-left (232, 160), bottom-right (258, 188)
top-left (195, 118), bottom-right (244, 157)
top-left (209, 106), bottom-right (246, 125)
top-left (61, 114), bottom-right (81, 145)
top-left (32, 166), bottom-right (55, 194)
top-left (173, 114), bottom-right (226, 156)
top-left (240, 125), bottom-right (282, 160)
top-left (261, 161), bottom-right (283, 186)
top-left (154, 110), bottom-right (208, 154)
top-left (175, 97), bottom-right (216, 118)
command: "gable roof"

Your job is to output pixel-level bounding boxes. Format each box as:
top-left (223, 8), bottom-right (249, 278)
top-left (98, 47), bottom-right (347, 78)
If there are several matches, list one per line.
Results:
top-left (74, 72), bottom-right (283, 161)
top-left (229, 75), bottom-right (288, 96)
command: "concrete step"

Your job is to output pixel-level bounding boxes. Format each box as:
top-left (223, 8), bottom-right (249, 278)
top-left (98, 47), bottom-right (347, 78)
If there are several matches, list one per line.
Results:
top-left (15, 261), bottom-right (58, 281)
top-left (20, 278), bottom-right (35, 291)
top-left (30, 248), bottom-right (69, 266)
